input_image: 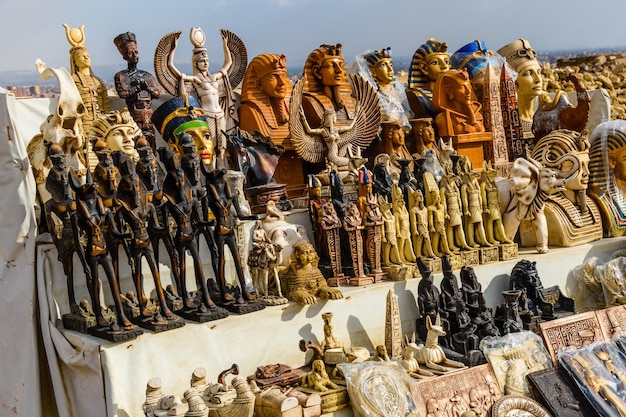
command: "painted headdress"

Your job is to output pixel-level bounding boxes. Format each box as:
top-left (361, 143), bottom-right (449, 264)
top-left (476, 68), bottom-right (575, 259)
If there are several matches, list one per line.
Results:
top-left (408, 38), bottom-right (449, 90)
top-left (113, 31), bottom-right (137, 56)
top-left (151, 96), bottom-right (209, 144)
top-left (497, 38), bottom-right (539, 77)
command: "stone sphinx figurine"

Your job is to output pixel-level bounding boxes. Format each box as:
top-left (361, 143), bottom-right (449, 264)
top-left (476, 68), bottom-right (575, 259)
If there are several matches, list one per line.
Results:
top-left (283, 241), bottom-right (344, 305)
top-left (290, 43), bottom-right (381, 174)
top-left (527, 129), bottom-right (603, 248)
top-left (406, 38), bottom-right (451, 121)
top-left (433, 69), bottom-right (485, 137)
top-left (589, 120), bottom-right (626, 236)
top-left (113, 31), bottom-right (161, 150)
top-left (154, 27), bottom-right (247, 155)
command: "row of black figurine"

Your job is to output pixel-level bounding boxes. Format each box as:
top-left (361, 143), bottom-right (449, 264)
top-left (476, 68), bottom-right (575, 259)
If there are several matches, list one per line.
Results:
top-left (45, 133), bottom-right (261, 341)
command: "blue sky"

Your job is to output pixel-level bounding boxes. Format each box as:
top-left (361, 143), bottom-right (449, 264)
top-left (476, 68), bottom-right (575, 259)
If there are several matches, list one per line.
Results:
top-left (4, 0), bottom-right (626, 73)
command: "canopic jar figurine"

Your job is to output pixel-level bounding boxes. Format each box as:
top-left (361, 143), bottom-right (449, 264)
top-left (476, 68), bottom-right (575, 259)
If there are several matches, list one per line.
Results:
top-left (113, 31), bottom-right (160, 149)
top-left (154, 27), bottom-right (247, 155)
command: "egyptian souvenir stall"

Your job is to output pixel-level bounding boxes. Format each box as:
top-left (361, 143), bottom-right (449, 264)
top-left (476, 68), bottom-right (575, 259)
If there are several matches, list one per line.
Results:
top-left (7, 19), bottom-right (626, 417)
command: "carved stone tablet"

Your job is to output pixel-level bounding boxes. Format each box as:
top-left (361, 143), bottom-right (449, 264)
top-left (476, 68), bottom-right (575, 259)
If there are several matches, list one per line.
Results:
top-left (539, 311), bottom-right (604, 364)
top-left (412, 364), bottom-right (501, 417)
top-left (596, 305), bottom-right (626, 340)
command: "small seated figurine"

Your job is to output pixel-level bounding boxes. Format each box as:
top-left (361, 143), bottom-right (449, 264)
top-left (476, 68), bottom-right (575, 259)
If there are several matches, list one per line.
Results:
top-left (301, 359), bottom-right (339, 392)
top-left (284, 241), bottom-right (343, 305)
top-left (433, 69), bottom-right (485, 137)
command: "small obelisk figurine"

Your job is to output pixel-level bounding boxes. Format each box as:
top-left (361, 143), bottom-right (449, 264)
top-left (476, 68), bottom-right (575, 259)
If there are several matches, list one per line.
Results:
top-left (113, 31), bottom-right (161, 151)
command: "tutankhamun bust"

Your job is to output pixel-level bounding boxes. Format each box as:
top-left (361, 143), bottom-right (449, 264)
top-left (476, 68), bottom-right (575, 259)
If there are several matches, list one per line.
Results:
top-left (406, 38), bottom-right (451, 121)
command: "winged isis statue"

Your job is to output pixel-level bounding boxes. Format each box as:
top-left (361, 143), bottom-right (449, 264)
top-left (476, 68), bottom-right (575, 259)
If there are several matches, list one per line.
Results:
top-left (289, 73), bottom-right (381, 171)
top-left (154, 27), bottom-right (247, 154)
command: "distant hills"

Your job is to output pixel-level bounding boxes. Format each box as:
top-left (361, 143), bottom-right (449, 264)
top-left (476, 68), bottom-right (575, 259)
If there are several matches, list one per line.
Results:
top-left (3, 47), bottom-right (626, 88)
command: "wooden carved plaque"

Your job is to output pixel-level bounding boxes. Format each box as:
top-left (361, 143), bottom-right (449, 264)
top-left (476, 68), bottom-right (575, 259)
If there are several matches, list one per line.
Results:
top-left (539, 311), bottom-right (604, 364)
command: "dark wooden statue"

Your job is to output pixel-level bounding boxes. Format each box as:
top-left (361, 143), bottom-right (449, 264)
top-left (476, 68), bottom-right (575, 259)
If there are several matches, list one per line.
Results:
top-left (203, 158), bottom-right (262, 313)
top-left (158, 146), bottom-right (227, 322)
top-left (43, 143), bottom-right (82, 314)
top-left (113, 151), bottom-right (183, 332)
top-left (69, 170), bottom-right (142, 341)
top-left (135, 138), bottom-right (183, 308)
top-left (113, 32), bottom-right (161, 150)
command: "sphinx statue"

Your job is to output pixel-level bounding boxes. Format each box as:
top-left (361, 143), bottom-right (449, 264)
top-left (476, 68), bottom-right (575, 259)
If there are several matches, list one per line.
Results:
top-left (527, 129), bottom-right (603, 248)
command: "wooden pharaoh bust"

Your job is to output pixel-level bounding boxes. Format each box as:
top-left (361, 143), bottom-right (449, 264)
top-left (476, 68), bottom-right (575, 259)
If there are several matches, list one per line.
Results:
top-left (406, 38), bottom-right (451, 120)
top-left (301, 43), bottom-right (356, 129)
top-left (433, 69), bottom-right (485, 137)
top-left (497, 39), bottom-right (543, 134)
top-left (238, 53), bottom-right (292, 143)
top-left (588, 120), bottom-right (626, 237)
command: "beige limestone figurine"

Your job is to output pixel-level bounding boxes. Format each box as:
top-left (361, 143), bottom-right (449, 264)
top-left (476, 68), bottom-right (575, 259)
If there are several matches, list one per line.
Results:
top-left (460, 161), bottom-right (492, 248)
top-left (63, 23), bottom-right (110, 170)
top-left (283, 241), bottom-right (343, 305)
top-left (408, 189), bottom-right (436, 258)
top-left (89, 109), bottom-right (141, 164)
top-left (391, 183), bottom-right (417, 263)
top-left (480, 161), bottom-right (513, 245)
top-left (498, 38), bottom-right (543, 134)
top-left (439, 161), bottom-right (472, 252)
top-left (528, 129), bottom-right (603, 248)
top-left (378, 195), bottom-right (402, 266)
